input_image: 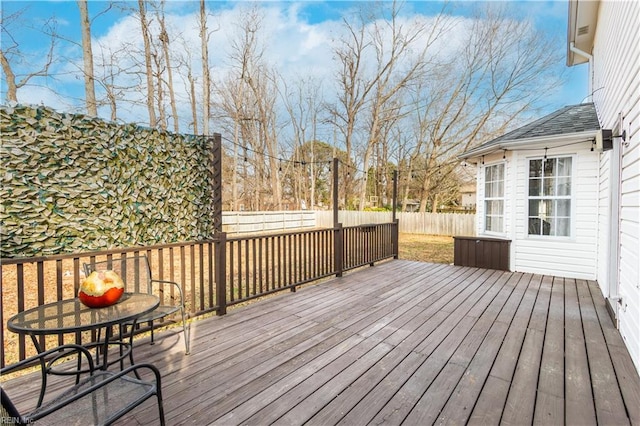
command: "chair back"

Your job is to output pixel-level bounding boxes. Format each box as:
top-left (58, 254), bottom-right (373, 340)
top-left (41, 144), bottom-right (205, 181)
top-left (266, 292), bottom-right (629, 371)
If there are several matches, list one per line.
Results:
top-left (84, 255), bottom-right (153, 295)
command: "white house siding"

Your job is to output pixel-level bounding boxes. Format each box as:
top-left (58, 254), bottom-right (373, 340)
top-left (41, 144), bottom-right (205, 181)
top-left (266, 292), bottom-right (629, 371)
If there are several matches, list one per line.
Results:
top-left (592, 0), bottom-right (640, 371)
top-left (510, 145), bottom-right (599, 279)
top-left (596, 148), bottom-right (613, 292)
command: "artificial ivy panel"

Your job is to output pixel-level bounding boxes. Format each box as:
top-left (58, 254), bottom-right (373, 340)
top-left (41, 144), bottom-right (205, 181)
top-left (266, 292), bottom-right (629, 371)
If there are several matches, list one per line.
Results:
top-left (1, 105), bottom-right (216, 258)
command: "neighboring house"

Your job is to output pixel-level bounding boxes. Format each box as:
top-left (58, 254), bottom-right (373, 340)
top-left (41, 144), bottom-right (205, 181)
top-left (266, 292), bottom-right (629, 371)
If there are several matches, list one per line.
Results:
top-left (459, 183), bottom-right (477, 211)
top-left (460, 0), bottom-right (639, 373)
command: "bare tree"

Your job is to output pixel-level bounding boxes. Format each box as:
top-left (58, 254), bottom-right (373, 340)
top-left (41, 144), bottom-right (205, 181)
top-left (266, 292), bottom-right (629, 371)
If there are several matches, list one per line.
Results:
top-left (157, 0), bottom-right (179, 132)
top-left (0, 8), bottom-right (56, 103)
top-left (199, 0), bottom-right (211, 135)
top-left (77, 0), bottom-right (97, 115)
top-left (329, 1), bottom-right (449, 210)
top-left (281, 76), bottom-right (324, 209)
top-left (138, 0), bottom-right (157, 126)
top-left (214, 6), bottom-right (283, 210)
top-left (326, 15), bottom-right (368, 208)
top-left (404, 4), bottom-right (562, 212)
top-left (93, 41), bottom-right (138, 120)
top-left (357, 2), bottom-right (449, 210)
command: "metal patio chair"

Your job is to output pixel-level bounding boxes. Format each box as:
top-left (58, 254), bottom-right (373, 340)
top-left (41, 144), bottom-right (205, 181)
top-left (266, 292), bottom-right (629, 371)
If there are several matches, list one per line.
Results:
top-left (1, 344), bottom-right (165, 425)
top-left (83, 255), bottom-right (190, 355)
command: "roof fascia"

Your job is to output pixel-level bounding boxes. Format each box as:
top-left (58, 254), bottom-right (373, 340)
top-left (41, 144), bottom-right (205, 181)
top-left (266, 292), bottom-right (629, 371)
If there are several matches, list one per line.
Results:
top-left (460, 130), bottom-right (597, 160)
top-left (567, 0), bottom-right (599, 66)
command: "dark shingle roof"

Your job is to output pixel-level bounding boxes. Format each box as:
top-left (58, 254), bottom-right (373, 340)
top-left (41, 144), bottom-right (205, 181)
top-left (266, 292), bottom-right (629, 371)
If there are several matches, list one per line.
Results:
top-left (464, 103), bottom-right (600, 156)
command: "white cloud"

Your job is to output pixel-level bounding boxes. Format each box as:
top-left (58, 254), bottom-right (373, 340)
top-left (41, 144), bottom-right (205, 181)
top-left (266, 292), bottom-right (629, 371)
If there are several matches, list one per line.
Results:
top-left (4, 1), bottom-right (583, 138)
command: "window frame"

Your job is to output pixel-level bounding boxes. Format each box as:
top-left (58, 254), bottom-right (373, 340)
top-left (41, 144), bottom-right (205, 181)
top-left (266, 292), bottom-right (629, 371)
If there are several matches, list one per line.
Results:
top-left (482, 161), bottom-right (506, 235)
top-left (526, 155), bottom-right (574, 239)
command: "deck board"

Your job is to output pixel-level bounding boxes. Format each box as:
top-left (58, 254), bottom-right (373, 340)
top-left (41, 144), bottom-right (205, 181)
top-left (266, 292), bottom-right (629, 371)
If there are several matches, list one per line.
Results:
top-left (534, 276), bottom-right (566, 424)
top-left (3, 260), bottom-right (640, 425)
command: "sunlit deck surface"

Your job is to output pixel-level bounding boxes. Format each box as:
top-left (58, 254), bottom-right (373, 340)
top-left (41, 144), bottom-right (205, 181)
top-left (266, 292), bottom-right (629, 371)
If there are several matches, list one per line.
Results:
top-left (5, 260), bottom-right (640, 425)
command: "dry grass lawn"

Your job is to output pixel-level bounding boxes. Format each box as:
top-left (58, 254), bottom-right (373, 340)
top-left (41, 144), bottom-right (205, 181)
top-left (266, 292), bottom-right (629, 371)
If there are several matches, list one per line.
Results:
top-left (398, 233), bottom-right (454, 264)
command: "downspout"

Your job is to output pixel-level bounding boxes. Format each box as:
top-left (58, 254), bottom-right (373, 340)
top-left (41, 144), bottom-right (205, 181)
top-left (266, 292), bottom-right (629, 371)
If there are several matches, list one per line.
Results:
top-left (570, 42), bottom-right (594, 97)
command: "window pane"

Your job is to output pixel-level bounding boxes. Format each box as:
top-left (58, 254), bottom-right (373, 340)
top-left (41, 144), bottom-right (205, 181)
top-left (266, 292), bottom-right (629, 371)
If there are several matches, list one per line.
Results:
top-left (485, 182), bottom-right (493, 198)
top-left (485, 200), bottom-right (503, 215)
top-left (557, 177), bottom-right (571, 196)
top-left (496, 164), bottom-right (504, 180)
top-left (538, 200), bottom-right (551, 217)
top-left (530, 160), bottom-right (542, 177)
top-left (542, 219), bottom-right (552, 235)
top-left (557, 157), bottom-right (572, 176)
top-left (485, 167), bottom-right (492, 182)
top-left (495, 179), bottom-right (504, 197)
top-left (486, 215), bottom-right (503, 232)
top-left (529, 218), bottom-right (541, 235)
top-left (556, 200), bottom-right (571, 216)
top-left (544, 158), bottom-right (555, 175)
top-left (556, 218), bottom-right (570, 236)
top-left (529, 200), bottom-right (540, 216)
top-left (494, 216), bottom-right (503, 232)
top-left (543, 177), bottom-right (556, 196)
top-left (529, 178), bottom-right (541, 196)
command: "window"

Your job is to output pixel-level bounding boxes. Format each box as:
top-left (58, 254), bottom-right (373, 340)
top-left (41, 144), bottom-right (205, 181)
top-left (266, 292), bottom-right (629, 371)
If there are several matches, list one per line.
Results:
top-left (528, 157), bottom-right (572, 236)
top-left (484, 163), bottom-right (504, 233)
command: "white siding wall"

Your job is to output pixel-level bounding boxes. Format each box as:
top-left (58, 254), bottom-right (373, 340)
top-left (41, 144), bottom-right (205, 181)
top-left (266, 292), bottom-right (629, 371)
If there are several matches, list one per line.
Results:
top-left (597, 148), bottom-right (613, 291)
top-left (510, 145), bottom-right (600, 279)
top-left (592, 0), bottom-right (640, 372)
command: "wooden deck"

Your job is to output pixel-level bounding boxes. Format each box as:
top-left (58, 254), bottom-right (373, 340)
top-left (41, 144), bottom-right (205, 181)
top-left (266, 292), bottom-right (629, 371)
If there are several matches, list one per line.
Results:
top-left (5, 260), bottom-right (640, 425)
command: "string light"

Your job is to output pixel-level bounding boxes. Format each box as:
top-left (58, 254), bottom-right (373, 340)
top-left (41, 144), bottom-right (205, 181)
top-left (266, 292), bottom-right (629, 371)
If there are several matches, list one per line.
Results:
top-left (219, 135), bottom-right (593, 179)
top-left (220, 134), bottom-right (332, 167)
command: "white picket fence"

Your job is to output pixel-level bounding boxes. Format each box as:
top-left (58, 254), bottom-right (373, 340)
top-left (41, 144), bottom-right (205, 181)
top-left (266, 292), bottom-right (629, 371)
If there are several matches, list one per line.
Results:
top-left (222, 210), bottom-right (476, 236)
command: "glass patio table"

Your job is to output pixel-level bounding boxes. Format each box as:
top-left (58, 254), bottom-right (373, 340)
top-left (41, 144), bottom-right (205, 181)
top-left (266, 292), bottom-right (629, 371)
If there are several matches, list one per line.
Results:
top-left (7, 293), bottom-right (159, 407)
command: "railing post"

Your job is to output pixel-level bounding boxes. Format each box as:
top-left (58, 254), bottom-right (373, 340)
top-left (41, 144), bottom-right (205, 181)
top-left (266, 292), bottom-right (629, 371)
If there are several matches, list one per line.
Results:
top-left (392, 219), bottom-right (399, 259)
top-left (332, 157), bottom-right (339, 227)
top-left (211, 133), bottom-right (223, 234)
top-left (334, 223), bottom-right (343, 277)
top-left (215, 232), bottom-right (227, 316)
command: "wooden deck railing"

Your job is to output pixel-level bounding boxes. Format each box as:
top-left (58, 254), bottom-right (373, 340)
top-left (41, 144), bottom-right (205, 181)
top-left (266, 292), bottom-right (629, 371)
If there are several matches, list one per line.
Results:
top-left (1, 222), bottom-right (398, 367)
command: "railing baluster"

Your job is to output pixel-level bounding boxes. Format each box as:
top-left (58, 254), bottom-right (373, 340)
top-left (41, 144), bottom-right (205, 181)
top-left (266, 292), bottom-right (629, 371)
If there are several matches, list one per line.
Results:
top-left (245, 240), bottom-right (250, 298)
top-left (229, 241), bottom-right (235, 302)
top-left (198, 244), bottom-right (205, 312)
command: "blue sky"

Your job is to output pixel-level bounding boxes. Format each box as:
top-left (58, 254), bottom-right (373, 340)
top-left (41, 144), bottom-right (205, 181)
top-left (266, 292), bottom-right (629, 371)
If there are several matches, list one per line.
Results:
top-left (1, 1), bottom-right (589, 121)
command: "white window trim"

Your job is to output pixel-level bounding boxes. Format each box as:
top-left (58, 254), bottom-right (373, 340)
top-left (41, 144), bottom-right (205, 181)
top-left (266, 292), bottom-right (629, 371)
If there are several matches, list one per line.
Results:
top-left (526, 155), bottom-right (575, 240)
top-left (482, 161), bottom-right (506, 236)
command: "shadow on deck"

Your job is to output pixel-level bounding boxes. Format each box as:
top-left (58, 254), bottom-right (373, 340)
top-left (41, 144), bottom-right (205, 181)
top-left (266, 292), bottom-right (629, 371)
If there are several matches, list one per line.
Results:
top-left (4, 260), bottom-right (640, 425)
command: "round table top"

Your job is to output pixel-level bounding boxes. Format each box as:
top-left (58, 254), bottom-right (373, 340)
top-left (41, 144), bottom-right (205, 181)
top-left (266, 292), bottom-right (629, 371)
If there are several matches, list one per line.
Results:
top-left (7, 293), bottom-right (160, 335)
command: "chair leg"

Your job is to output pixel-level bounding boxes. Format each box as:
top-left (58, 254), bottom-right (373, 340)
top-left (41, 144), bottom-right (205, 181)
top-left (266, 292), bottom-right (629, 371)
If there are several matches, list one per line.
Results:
top-left (150, 320), bottom-right (155, 345)
top-left (156, 385), bottom-right (166, 426)
top-left (180, 306), bottom-right (190, 355)
top-left (118, 323), bottom-right (125, 371)
top-left (126, 322), bottom-right (141, 380)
